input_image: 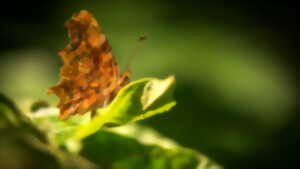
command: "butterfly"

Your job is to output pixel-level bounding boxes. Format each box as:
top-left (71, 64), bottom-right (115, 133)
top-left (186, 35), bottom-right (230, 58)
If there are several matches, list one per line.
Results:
top-left (48, 10), bottom-right (130, 120)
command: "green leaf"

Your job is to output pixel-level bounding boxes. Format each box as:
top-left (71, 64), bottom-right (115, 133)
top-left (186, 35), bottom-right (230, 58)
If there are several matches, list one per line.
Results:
top-left (30, 76), bottom-right (176, 146)
top-left (75, 76), bottom-right (176, 139)
top-left (30, 108), bottom-right (91, 145)
top-left (30, 110), bottom-right (223, 169)
top-left (109, 124), bottom-right (223, 169)
top-left (80, 124), bottom-right (223, 169)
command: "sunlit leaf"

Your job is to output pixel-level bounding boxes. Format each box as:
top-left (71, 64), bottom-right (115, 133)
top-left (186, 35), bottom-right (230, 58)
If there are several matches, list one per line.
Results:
top-left (76, 76), bottom-right (176, 139)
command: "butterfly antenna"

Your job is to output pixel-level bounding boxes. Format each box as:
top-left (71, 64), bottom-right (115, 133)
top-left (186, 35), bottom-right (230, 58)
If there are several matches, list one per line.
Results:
top-left (125, 34), bottom-right (147, 71)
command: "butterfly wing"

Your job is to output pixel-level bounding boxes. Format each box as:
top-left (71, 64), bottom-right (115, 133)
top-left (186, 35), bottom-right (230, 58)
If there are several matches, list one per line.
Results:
top-left (48, 10), bottom-right (130, 119)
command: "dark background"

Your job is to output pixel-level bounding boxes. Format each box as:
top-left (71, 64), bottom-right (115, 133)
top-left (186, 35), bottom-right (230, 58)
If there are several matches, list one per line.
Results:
top-left (0, 0), bottom-right (299, 168)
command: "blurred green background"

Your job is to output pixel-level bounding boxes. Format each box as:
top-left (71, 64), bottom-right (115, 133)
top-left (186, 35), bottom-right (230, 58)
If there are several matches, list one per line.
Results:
top-left (0, 0), bottom-right (299, 168)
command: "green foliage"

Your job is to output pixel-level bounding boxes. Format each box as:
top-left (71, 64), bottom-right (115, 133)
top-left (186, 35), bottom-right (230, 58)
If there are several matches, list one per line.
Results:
top-left (80, 130), bottom-right (199, 169)
top-left (1, 76), bottom-right (222, 169)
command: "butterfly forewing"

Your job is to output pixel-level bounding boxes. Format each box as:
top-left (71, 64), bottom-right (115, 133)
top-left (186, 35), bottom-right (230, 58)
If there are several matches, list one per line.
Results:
top-left (48, 10), bottom-right (130, 119)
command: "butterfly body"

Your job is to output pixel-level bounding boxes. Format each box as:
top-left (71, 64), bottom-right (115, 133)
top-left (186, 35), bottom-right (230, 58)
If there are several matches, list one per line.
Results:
top-left (48, 10), bottom-right (130, 119)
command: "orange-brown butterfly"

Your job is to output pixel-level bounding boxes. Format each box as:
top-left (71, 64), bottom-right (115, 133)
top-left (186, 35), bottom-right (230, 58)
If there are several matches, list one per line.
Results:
top-left (48, 10), bottom-right (130, 120)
